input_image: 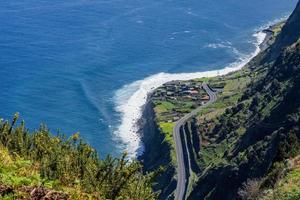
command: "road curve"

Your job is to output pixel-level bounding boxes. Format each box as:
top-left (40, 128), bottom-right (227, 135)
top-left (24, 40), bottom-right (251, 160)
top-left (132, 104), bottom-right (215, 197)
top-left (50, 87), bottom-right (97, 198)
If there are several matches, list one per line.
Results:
top-left (173, 83), bottom-right (217, 200)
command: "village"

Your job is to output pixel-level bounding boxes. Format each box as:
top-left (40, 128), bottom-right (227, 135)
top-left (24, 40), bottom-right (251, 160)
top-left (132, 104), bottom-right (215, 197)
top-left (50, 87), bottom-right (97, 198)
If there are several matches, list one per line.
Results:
top-left (151, 80), bottom-right (213, 123)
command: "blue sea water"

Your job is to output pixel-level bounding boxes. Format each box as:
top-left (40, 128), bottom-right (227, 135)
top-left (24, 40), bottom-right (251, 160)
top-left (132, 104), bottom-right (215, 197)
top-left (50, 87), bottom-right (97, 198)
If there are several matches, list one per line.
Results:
top-left (0, 0), bottom-right (297, 157)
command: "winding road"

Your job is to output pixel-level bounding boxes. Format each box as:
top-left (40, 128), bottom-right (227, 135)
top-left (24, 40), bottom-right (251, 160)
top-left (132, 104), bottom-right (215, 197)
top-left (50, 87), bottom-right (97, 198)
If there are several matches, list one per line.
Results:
top-left (173, 83), bottom-right (217, 200)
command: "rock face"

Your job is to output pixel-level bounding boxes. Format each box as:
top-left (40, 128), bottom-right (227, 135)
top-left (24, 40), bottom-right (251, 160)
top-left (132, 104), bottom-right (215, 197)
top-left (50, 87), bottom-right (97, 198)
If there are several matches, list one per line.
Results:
top-left (139, 101), bottom-right (176, 200)
top-left (268, 1), bottom-right (300, 59)
top-left (140, 100), bottom-right (203, 199)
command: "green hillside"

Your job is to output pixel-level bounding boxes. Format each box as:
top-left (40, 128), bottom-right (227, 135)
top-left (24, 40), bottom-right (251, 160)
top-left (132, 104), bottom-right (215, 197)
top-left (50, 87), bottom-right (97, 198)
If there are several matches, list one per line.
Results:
top-left (187, 2), bottom-right (300, 199)
top-left (140, 1), bottom-right (300, 200)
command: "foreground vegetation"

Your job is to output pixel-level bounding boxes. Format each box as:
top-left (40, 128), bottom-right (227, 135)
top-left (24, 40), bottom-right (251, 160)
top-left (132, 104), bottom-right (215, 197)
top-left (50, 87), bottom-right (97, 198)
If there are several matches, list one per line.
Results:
top-left (0, 114), bottom-right (156, 199)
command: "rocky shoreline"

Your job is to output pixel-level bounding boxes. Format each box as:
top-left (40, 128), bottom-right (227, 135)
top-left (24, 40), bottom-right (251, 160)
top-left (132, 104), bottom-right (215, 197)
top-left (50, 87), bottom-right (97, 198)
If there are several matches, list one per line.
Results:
top-left (260, 20), bottom-right (286, 50)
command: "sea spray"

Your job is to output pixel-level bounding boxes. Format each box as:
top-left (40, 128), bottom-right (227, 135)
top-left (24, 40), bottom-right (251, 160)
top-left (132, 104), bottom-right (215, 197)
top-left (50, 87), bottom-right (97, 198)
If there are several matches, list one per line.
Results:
top-left (114, 31), bottom-right (266, 159)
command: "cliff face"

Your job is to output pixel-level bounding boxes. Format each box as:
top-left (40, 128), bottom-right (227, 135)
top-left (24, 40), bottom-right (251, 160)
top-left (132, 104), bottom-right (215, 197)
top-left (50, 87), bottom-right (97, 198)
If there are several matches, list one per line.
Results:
top-left (188, 44), bottom-right (300, 198)
top-left (139, 101), bottom-right (176, 200)
top-left (268, 1), bottom-right (300, 59)
top-left (188, 2), bottom-right (300, 199)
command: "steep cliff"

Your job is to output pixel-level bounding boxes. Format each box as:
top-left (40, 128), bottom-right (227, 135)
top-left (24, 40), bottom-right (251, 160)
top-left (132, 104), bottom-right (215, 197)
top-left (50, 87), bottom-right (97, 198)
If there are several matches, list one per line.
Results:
top-left (268, 1), bottom-right (300, 59)
top-left (188, 2), bottom-right (300, 199)
top-left (139, 101), bottom-right (177, 200)
top-left (140, 2), bottom-right (300, 200)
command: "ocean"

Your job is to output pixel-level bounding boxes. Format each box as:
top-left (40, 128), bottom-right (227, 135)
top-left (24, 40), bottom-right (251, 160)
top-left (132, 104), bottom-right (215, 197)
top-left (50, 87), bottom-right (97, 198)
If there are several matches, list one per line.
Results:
top-left (0, 0), bottom-right (297, 158)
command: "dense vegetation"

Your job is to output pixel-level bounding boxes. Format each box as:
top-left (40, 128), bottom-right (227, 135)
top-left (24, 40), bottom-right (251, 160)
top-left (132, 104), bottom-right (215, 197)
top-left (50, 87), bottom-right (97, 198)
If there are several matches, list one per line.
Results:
top-left (0, 114), bottom-right (156, 199)
top-left (188, 39), bottom-right (300, 199)
top-left (142, 1), bottom-right (300, 200)
top-left (187, 2), bottom-right (300, 199)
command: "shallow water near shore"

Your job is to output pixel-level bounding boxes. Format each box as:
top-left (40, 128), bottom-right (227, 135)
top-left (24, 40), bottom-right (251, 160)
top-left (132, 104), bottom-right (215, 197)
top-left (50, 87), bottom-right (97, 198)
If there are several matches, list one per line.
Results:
top-left (0, 0), bottom-right (298, 158)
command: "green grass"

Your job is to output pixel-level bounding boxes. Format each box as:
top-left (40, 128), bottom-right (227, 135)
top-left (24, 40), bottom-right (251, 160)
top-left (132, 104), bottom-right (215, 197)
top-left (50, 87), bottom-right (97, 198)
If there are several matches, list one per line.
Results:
top-left (0, 144), bottom-right (130, 200)
top-left (197, 69), bottom-right (251, 118)
top-left (0, 146), bottom-right (59, 199)
top-left (199, 141), bottom-right (229, 168)
top-left (194, 77), bottom-right (211, 82)
top-left (195, 70), bottom-right (254, 169)
top-left (159, 122), bottom-right (174, 137)
top-left (154, 99), bottom-right (197, 167)
top-left (263, 167), bottom-right (300, 200)
top-left (158, 122), bottom-right (177, 165)
top-left (272, 21), bottom-right (285, 37)
top-left (222, 76), bottom-right (250, 95)
top-left (0, 146), bottom-right (45, 188)
top-left (186, 171), bottom-right (198, 198)
top-left (154, 101), bottom-right (176, 113)
top-left (197, 95), bottom-right (237, 117)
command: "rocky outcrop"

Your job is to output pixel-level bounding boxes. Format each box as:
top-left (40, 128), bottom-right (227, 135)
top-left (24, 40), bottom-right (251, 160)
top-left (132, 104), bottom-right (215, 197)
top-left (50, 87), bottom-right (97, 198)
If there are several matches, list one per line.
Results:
top-left (0, 185), bottom-right (68, 200)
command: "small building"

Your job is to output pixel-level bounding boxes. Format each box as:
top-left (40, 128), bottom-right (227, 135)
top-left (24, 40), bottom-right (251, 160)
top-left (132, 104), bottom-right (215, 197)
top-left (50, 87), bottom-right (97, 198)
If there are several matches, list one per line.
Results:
top-left (201, 95), bottom-right (210, 101)
top-left (189, 90), bottom-right (199, 95)
top-left (173, 116), bottom-right (180, 121)
top-left (183, 95), bottom-right (193, 100)
top-left (167, 91), bottom-right (174, 96)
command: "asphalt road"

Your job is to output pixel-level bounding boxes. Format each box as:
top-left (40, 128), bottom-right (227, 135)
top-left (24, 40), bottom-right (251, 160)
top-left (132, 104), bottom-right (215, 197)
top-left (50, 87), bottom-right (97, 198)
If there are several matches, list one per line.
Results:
top-left (173, 83), bottom-right (217, 200)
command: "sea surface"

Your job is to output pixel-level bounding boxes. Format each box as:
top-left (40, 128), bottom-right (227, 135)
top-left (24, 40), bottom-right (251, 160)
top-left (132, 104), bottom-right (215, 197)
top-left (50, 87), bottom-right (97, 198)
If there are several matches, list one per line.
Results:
top-left (0, 0), bottom-right (297, 158)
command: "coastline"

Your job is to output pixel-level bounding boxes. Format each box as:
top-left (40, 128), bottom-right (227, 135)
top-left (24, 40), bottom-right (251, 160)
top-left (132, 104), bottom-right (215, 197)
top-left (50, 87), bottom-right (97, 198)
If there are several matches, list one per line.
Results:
top-left (137, 23), bottom-right (278, 199)
top-left (114, 22), bottom-right (277, 159)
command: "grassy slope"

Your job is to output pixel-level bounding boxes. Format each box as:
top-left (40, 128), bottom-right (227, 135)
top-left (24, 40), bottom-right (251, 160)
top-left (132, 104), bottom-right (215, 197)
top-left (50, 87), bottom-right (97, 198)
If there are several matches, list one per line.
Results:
top-left (192, 57), bottom-right (300, 199)
top-left (153, 100), bottom-right (176, 165)
top-left (195, 67), bottom-right (260, 168)
top-left (263, 166), bottom-right (300, 200)
top-left (0, 145), bottom-right (72, 199)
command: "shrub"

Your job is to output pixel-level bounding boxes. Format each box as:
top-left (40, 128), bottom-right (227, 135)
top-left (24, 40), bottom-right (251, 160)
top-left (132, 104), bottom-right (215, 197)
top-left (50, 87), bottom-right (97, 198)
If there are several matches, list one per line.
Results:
top-left (238, 178), bottom-right (263, 200)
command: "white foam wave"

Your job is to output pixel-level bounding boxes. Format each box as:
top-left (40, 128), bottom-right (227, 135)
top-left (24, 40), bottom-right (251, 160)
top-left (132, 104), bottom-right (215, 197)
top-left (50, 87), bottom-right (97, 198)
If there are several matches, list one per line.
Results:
top-left (204, 41), bottom-right (245, 58)
top-left (255, 13), bottom-right (290, 32)
top-left (113, 31), bottom-right (266, 159)
top-left (205, 42), bottom-right (230, 49)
